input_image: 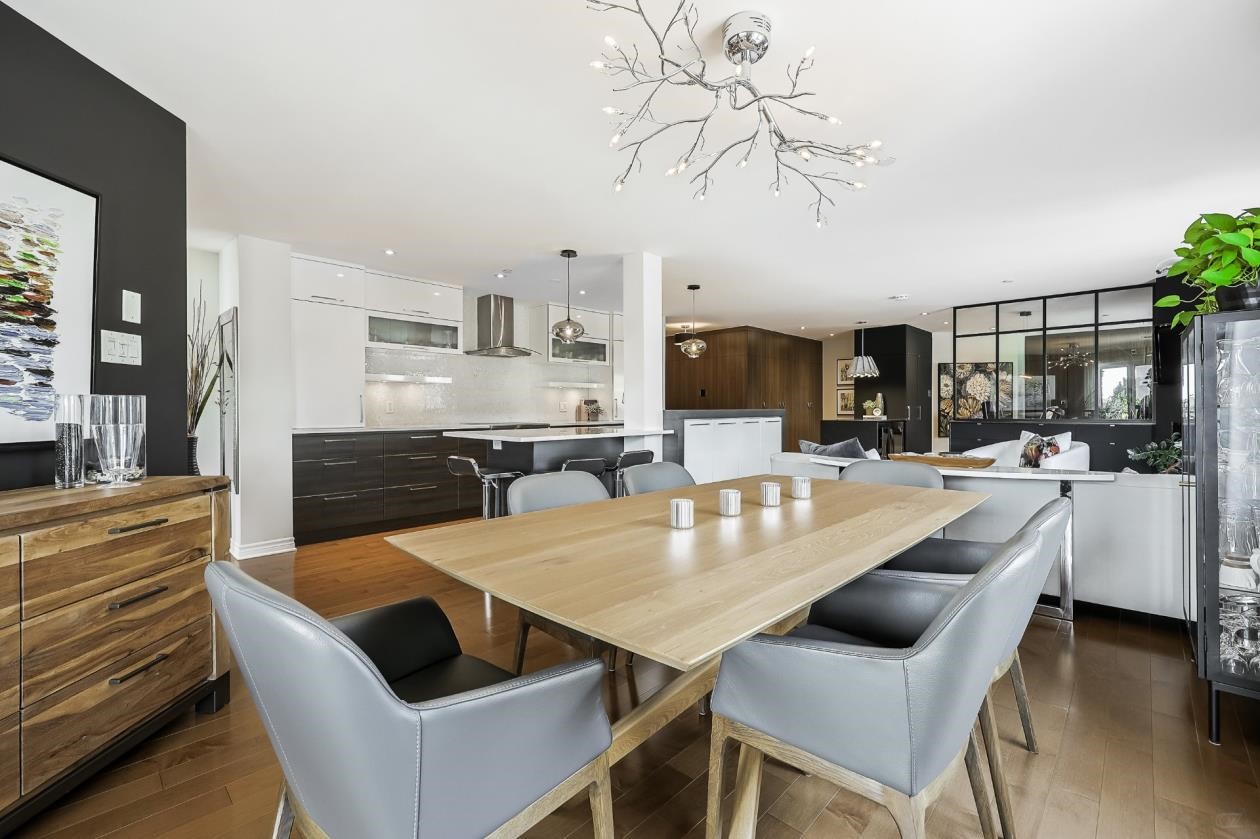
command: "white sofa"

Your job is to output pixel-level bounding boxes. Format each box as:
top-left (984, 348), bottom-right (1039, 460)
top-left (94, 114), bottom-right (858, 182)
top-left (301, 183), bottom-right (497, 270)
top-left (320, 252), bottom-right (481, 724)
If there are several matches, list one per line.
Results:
top-left (963, 440), bottom-right (1091, 471)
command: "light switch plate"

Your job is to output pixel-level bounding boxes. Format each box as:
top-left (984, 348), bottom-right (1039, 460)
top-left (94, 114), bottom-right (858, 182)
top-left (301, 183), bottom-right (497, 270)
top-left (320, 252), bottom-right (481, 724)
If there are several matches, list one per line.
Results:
top-left (122, 290), bottom-right (142, 324)
top-left (100, 329), bottom-right (142, 365)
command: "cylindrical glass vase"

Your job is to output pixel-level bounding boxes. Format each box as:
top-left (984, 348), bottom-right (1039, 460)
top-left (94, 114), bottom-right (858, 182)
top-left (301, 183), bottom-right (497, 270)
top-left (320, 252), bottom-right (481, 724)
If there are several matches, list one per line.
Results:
top-left (89, 395), bottom-right (146, 487)
top-left (54, 394), bottom-right (85, 489)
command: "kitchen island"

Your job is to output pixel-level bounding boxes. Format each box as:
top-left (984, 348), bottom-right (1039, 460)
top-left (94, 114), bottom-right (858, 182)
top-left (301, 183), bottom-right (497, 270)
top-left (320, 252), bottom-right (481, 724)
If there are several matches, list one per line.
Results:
top-left (443, 426), bottom-right (673, 475)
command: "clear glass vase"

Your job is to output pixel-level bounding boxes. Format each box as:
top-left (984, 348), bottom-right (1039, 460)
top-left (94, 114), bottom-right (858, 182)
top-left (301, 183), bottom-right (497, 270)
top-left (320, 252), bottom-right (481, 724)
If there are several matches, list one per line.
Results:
top-left (54, 394), bottom-right (85, 489)
top-left (89, 395), bottom-right (146, 488)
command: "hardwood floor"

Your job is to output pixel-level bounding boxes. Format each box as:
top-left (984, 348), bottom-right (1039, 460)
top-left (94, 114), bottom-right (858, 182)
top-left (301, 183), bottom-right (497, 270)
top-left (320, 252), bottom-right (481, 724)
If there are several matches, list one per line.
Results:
top-left (11, 522), bottom-right (1260, 838)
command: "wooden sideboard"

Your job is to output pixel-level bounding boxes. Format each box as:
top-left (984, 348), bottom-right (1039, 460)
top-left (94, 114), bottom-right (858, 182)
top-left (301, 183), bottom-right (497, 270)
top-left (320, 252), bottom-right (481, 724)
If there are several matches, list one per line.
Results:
top-left (0, 476), bottom-right (231, 834)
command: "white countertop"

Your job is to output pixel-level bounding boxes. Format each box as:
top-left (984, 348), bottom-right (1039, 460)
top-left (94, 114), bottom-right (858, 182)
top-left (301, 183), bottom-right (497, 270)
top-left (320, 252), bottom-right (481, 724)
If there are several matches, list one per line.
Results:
top-left (444, 427), bottom-right (673, 443)
top-left (807, 455), bottom-right (1116, 482)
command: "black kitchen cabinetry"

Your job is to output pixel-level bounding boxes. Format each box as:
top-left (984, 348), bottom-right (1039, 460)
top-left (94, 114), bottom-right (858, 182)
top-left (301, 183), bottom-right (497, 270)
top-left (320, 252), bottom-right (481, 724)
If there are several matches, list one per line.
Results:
top-left (293, 430), bottom-right (483, 544)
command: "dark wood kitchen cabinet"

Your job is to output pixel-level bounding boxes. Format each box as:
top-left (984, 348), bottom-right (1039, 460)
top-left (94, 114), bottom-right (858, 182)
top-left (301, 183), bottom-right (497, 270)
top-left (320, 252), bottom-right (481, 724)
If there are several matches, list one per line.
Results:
top-left (665, 326), bottom-right (822, 447)
top-left (292, 430), bottom-right (481, 544)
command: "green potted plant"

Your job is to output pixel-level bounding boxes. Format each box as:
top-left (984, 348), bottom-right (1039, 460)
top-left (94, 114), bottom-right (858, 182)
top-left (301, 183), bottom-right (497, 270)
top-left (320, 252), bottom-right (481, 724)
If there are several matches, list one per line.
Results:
top-left (1127, 432), bottom-right (1181, 474)
top-left (186, 289), bottom-right (219, 475)
top-left (1156, 209), bottom-right (1260, 327)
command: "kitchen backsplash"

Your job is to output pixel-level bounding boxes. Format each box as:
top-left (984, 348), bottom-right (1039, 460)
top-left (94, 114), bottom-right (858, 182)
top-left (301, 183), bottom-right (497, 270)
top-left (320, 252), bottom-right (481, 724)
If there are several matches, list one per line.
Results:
top-left (364, 347), bottom-right (614, 426)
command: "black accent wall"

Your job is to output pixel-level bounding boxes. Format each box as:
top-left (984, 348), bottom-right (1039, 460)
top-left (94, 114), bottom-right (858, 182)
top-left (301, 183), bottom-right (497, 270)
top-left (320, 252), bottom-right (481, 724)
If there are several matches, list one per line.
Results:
top-left (0, 3), bottom-right (186, 490)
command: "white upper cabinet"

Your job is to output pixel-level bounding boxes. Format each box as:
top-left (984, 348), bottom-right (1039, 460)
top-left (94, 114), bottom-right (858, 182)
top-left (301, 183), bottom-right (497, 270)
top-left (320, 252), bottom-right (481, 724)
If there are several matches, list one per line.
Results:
top-left (365, 271), bottom-right (463, 321)
top-left (291, 255), bottom-right (364, 307)
top-left (548, 304), bottom-right (611, 341)
top-left (613, 312), bottom-right (624, 341)
top-left (292, 299), bottom-right (365, 428)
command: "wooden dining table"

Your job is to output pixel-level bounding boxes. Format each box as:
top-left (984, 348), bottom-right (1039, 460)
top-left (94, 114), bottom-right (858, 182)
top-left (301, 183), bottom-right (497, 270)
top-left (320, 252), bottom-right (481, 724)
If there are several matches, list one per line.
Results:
top-left (387, 474), bottom-right (987, 765)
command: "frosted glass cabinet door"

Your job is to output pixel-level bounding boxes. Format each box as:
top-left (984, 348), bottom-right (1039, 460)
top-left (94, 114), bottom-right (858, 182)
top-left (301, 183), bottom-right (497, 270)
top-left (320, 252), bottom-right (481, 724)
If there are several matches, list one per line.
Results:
top-left (292, 300), bottom-right (365, 428)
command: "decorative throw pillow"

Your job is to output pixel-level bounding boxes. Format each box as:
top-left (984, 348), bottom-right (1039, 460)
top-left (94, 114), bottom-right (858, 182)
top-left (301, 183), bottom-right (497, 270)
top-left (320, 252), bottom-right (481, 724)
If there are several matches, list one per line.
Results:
top-left (799, 438), bottom-right (868, 459)
top-left (1020, 430), bottom-right (1071, 453)
top-left (864, 448), bottom-right (881, 460)
top-left (1018, 435), bottom-right (1068, 468)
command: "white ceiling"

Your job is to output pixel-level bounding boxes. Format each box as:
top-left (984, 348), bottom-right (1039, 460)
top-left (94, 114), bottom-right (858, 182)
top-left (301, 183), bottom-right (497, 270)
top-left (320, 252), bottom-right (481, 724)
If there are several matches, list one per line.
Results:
top-left (11, 0), bottom-right (1259, 339)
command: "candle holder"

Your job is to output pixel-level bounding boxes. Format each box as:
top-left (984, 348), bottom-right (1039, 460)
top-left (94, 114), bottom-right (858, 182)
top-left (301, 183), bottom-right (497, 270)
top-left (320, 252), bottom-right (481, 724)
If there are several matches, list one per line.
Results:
top-left (760, 481), bottom-right (782, 507)
top-left (719, 488), bottom-right (742, 517)
top-left (791, 476), bottom-right (812, 499)
top-left (670, 498), bottom-right (695, 529)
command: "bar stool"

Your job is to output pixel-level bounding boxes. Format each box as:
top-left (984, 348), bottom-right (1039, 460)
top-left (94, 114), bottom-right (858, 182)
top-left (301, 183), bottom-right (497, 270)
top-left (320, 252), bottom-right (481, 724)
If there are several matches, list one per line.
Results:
top-left (610, 449), bottom-right (654, 497)
top-left (446, 456), bottom-right (521, 519)
top-left (561, 458), bottom-right (608, 478)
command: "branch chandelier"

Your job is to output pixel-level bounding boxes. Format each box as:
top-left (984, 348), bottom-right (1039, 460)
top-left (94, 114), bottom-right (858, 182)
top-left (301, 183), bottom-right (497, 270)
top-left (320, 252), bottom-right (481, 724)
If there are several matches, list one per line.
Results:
top-left (588, 3), bottom-right (893, 227)
top-left (1048, 343), bottom-right (1092, 371)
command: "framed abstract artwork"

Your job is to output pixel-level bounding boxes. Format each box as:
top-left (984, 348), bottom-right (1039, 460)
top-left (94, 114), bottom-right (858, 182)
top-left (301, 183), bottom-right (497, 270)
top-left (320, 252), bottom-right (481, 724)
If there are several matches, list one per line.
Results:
top-left (837, 358), bottom-right (854, 385)
top-left (0, 156), bottom-right (97, 445)
top-left (837, 387), bottom-right (855, 417)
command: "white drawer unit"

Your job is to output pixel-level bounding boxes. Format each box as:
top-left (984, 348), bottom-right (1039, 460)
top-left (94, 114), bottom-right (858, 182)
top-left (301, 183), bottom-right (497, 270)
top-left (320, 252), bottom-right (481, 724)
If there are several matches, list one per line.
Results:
top-left (365, 272), bottom-right (463, 321)
top-left (683, 416), bottom-right (783, 484)
top-left (291, 255), bottom-right (364, 307)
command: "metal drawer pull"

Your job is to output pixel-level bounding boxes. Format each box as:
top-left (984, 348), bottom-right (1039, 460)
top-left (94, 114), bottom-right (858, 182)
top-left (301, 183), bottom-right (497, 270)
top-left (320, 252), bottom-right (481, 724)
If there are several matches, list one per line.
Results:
top-left (108, 585), bottom-right (169, 611)
top-left (323, 438), bottom-right (356, 443)
top-left (407, 309), bottom-right (431, 315)
top-left (409, 485), bottom-right (439, 492)
top-left (323, 460), bottom-right (357, 466)
top-left (309, 295), bottom-right (344, 302)
top-left (409, 435), bottom-right (437, 440)
top-left (108, 517), bottom-right (169, 535)
top-left (324, 494), bottom-right (359, 501)
top-left (409, 455), bottom-right (437, 461)
top-left (110, 654), bottom-right (168, 686)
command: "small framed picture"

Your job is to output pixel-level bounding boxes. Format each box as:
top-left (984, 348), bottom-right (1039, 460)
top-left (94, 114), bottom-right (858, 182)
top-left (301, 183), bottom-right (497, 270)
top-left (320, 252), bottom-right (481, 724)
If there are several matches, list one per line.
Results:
top-left (837, 387), bottom-right (855, 416)
top-left (837, 358), bottom-right (854, 385)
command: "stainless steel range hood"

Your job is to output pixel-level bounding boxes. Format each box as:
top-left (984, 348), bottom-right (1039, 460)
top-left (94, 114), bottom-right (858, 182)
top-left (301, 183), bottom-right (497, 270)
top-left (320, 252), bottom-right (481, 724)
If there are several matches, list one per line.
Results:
top-left (464, 293), bottom-right (536, 358)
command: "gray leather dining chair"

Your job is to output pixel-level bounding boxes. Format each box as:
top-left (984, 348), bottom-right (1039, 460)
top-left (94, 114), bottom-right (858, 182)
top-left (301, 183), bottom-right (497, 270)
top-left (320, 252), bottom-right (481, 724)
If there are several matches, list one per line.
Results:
top-left (621, 461), bottom-right (696, 495)
top-left (204, 563), bottom-right (614, 839)
top-left (801, 497), bottom-right (1072, 839)
top-left (706, 525), bottom-right (1049, 839)
top-left (506, 472), bottom-right (619, 675)
top-left (840, 458), bottom-right (943, 489)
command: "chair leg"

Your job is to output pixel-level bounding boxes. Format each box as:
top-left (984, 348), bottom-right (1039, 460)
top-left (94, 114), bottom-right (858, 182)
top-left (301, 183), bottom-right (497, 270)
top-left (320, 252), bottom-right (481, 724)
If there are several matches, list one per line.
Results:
top-left (705, 715), bottom-right (730, 839)
top-left (964, 728), bottom-right (999, 839)
top-left (512, 617), bottom-right (530, 676)
top-left (626, 650), bottom-right (635, 666)
top-left (886, 792), bottom-right (927, 839)
top-left (979, 694), bottom-right (1017, 839)
top-left (698, 692), bottom-right (711, 717)
top-left (272, 784), bottom-right (294, 839)
top-left (1010, 651), bottom-right (1039, 753)
top-left (588, 754), bottom-right (615, 839)
top-left (727, 742), bottom-right (764, 839)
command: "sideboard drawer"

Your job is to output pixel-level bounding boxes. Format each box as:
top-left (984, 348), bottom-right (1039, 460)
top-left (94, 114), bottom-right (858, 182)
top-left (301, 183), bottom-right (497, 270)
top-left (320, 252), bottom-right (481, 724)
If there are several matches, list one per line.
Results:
top-left (21, 495), bottom-right (211, 619)
top-left (0, 539), bottom-right (16, 629)
top-left (0, 713), bottom-right (16, 812)
top-left (21, 558), bottom-right (211, 706)
top-left (22, 618), bottom-right (212, 793)
top-left (0, 625), bottom-right (17, 719)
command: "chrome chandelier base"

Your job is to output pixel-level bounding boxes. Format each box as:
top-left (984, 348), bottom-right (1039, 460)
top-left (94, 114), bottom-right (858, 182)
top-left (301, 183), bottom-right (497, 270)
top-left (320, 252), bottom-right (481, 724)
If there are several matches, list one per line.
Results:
top-left (722, 11), bottom-right (772, 66)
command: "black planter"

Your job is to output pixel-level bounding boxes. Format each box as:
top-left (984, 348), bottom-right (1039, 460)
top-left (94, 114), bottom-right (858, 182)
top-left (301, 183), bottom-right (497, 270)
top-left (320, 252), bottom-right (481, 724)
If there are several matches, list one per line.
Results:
top-left (1217, 283), bottom-right (1260, 312)
top-left (187, 436), bottom-right (200, 476)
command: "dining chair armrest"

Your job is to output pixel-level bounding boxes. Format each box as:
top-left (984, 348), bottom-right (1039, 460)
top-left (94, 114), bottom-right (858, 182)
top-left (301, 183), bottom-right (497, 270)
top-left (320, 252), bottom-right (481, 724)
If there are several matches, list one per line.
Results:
top-left (879, 537), bottom-right (1002, 576)
top-left (331, 596), bottom-right (462, 682)
top-left (808, 574), bottom-right (961, 647)
top-left (411, 658), bottom-right (612, 837)
top-left (713, 635), bottom-right (917, 794)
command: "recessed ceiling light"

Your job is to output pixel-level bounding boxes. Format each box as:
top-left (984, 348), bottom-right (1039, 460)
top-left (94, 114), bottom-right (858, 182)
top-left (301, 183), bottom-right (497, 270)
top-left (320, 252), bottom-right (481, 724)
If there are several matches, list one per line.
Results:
top-left (856, 320), bottom-right (868, 325)
top-left (828, 333), bottom-right (835, 337)
top-left (433, 291), bottom-right (441, 296)
top-left (889, 294), bottom-right (909, 301)
top-left (943, 321), bottom-right (950, 325)
top-left (495, 272), bottom-right (506, 279)
top-left (920, 311), bottom-right (928, 316)
top-left (384, 249), bottom-right (395, 256)
top-left (336, 272), bottom-right (345, 278)
top-left (800, 326), bottom-right (806, 330)
top-left (1001, 279), bottom-right (1014, 284)
top-left (579, 290), bottom-right (587, 295)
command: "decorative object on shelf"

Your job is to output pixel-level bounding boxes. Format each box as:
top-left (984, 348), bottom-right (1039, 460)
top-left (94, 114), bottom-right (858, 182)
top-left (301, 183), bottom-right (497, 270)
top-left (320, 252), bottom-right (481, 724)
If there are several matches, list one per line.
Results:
top-left (1047, 342), bottom-right (1092, 370)
top-left (719, 488), bottom-right (741, 516)
top-left (1127, 432), bottom-right (1182, 474)
top-left (53, 393), bottom-right (85, 489)
top-left (88, 394), bottom-right (146, 487)
top-left (588, 2), bottom-right (891, 226)
top-left (678, 284), bottom-right (707, 358)
top-left (0, 157), bottom-right (95, 445)
top-left (791, 476), bottom-right (812, 499)
top-left (836, 387), bottom-right (854, 417)
top-left (551, 249), bottom-right (585, 344)
top-left (760, 480), bottom-right (781, 507)
top-left (669, 497), bottom-right (695, 529)
top-left (836, 358), bottom-right (854, 385)
top-left (1157, 208), bottom-right (1260, 327)
top-left (852, 329), bottom-right (879, 378)
top-left (186, 286), bottom-right (220, 476)
top-left (862, 398), bottom-right (881, 417)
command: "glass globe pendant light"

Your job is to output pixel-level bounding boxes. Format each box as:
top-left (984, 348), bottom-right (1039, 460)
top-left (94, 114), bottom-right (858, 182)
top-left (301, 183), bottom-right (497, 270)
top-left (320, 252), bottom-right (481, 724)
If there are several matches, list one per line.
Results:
top-left (679, 284), bottom-right (707, 359)
top-left (551, 249), bottom-right (585, 344)
top-left (852, 326), bottom-right (880, 378)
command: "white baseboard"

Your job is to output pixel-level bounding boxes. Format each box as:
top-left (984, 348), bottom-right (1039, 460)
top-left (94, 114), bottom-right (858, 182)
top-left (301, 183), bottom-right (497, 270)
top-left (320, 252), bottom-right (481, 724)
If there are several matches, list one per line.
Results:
top-left (231, 536), bottom-right (296, 560)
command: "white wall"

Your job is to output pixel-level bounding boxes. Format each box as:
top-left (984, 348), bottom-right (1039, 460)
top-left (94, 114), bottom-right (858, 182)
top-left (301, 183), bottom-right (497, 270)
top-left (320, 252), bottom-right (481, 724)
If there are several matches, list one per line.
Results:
top-left (821, 331), bottom-right (854, 421)
top-left (187, 248), bottom-right (221, 475)
top-left (931, 330), bottom-right (952, 451)
top-left (622, 252), bottom-right (665, 457)
top-left (223, 236), bottom-right (295, 558)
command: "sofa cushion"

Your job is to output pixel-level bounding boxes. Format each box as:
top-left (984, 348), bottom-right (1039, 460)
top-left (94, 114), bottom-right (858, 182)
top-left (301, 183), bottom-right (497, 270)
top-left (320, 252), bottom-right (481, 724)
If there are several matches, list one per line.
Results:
top-left (1020, 430), bottom-right (1072, 452)
top-left (1018, 434), bottom-right (1071, 468)
top-left (799, 437), bottom-right (867, 459)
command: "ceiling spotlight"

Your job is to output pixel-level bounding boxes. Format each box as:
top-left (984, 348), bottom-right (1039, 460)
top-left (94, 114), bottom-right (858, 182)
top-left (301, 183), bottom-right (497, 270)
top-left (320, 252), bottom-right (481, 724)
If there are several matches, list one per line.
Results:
top-left (920, 311), bottom-right (928, 316)
top-left (336, 272), bottom-right (345, 278)
top-left (579, 290), bottom-right (587, 295)
top-left (384, 249), bottom-right (396, 256)
top-left (495, 272), bottom-right (506, 279)
top-left (828, 333), bottom-right (835, 337)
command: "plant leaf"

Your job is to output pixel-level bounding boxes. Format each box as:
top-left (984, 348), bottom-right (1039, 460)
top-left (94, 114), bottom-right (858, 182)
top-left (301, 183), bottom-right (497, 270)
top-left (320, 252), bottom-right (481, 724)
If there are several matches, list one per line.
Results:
top-left (1220, 251), bottom-right (1238, 268)
top-left (1203, 262), bottom-right (1243, 285)
top-left (1174, 246), bottom-right (1193, 258)
top-left (1203, 213), bottom-right (1238, 231)
top-left (1199, 237), bottom-right (1224, 255)
top-left (1241, 247), bottom-right (1260, 267)
top-left (1154, 294), bottom-right (1182, 308)
top-left (1184, 219), bottom-right (1208, 244)
top-left (1219, 231), bottom-right (1250, 247)
top-left (1168, 257), bottom-right (1197, 277)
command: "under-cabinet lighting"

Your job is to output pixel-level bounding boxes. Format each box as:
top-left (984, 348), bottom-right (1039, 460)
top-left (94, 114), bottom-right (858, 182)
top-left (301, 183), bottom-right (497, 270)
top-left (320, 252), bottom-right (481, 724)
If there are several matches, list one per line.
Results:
top-left (546, 381), bottom-right (605, 389)
top-left (365, 373), bottom-right (453, 384)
